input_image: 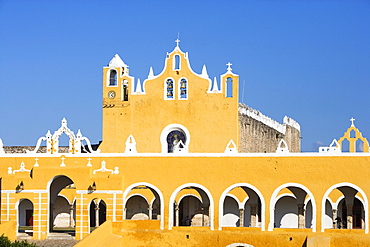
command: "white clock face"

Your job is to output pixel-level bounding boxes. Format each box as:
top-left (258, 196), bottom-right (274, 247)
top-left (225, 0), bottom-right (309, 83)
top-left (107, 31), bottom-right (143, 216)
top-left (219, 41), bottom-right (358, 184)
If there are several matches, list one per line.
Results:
top-left (108, 91), bottom-right (116, 99)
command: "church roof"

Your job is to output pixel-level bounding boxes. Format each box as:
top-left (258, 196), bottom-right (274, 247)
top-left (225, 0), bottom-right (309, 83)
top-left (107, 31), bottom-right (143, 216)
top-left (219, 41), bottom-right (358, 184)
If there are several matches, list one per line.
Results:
top-left (108, 54), bottom-right (128, 68)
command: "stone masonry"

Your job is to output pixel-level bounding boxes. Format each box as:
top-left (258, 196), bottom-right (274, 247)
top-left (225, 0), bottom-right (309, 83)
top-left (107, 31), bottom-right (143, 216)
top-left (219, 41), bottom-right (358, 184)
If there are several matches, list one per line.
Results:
top-left (239, 103), bottom-right (301, 153)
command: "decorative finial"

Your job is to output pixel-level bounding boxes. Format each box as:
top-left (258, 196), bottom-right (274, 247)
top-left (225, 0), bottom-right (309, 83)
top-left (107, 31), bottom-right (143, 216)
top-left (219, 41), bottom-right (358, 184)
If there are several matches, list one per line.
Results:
top-left (226, 62), bottom-right (232, 72)
top-left (350, 117), bottom-right (355, 127)
top-left (175, 39), bottom-right (180, 47)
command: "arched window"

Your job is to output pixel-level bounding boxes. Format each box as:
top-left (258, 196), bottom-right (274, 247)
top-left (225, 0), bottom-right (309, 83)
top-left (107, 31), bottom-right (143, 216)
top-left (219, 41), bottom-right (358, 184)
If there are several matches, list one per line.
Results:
top-left (167, 129), bottom-right (186, 153)
top-left (166, 79), bottom-right (174, 99)
top-left (109, 70), bottom-right (117, 86)
top-left (179, 78), bottom-right (187, 99)
top-left (226, 77), bottom-right (233, 97)
top-left (123, 80), bottom-right (128, 101)
top-left (174, 55), bottom-right (180, 70)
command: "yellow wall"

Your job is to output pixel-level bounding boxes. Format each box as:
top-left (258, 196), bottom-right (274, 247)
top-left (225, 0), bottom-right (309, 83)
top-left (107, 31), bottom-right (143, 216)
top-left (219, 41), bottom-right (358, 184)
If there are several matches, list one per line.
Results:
top-left (100, 46), bottom-right (239, 153)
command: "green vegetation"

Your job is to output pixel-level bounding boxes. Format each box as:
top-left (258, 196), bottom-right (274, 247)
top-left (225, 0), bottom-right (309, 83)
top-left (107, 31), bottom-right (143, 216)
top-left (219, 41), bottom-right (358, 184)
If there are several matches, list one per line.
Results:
top-left (0, 234), bottom-right (38, 247)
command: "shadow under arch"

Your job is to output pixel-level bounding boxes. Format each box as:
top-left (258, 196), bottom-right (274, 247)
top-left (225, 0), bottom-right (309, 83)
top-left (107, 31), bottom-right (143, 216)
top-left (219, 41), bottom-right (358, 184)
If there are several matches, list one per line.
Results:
top-left (47, 175), bottom-right (74, 234)
top-left (122, 182), bottom-right (164, 230)
top-left (321, 182), bottom-right (369, 233)
top-left (269, 182), bottom-right (316, 232)
top-left (169, 183), bottom-right (214, 230)
top-left (219, 183), bottom-right (265, 231)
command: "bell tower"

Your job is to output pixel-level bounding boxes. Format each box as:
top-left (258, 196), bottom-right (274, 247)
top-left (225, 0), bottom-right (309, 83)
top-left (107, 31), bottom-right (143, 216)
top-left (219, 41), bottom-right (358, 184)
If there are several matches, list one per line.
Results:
top-left (101, 54), bottom-right (135, 152)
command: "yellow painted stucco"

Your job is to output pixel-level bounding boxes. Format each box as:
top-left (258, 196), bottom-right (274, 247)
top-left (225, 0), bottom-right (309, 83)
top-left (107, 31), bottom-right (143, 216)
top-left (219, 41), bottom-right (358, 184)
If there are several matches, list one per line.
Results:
top-left (1, 42), bottom-right (370, 247)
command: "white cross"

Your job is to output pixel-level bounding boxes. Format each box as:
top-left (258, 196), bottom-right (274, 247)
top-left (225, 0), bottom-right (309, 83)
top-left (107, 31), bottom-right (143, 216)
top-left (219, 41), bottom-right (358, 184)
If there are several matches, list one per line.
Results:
top-left (226, 62), bottom-right (232, 71)
top-left (34, 157), bottom-right (39, 167)
top-left (60, 156), bottom-right (66, 167)
top-left (87, 157), bottom-right (92, 167)
top-left (175, 39), bottom-right (180, 47)
top-left (350, 117), bottom-right (355, 127)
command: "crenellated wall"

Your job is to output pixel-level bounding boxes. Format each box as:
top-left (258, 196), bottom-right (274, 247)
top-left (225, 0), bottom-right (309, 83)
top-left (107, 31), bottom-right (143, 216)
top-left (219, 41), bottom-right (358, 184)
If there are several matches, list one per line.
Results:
top-left (239, 103), bottom-right (301, 153)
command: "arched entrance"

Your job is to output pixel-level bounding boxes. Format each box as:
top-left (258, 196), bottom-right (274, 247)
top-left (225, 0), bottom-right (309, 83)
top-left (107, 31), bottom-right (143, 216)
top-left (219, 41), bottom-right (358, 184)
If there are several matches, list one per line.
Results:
top-left (17, 199), bottom-right (33, 237)
top-left (48, 175), bottom-right (74, 236)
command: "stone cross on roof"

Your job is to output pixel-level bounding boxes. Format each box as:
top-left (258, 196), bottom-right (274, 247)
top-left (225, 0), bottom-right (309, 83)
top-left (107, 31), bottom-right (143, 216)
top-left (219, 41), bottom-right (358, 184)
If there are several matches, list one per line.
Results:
top-left (226, 62), bottom-right (232, 72)
top-left (175, 39), bottom-right (180, 47)
top-left (350, 117), bottom-right (355, 127)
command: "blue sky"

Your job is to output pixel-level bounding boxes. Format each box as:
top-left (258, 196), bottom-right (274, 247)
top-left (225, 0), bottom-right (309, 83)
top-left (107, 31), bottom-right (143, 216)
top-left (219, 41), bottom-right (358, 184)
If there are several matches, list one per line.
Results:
top-left (0, 1), bottom-right (369, 152)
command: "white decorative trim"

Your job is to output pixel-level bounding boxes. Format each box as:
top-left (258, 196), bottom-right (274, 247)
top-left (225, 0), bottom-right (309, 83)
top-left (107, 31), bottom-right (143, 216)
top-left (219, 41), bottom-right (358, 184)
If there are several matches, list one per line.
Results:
top-left (200, 65), bottom-right (209, 79)
top-left (12, 162), bottom-right (31, 174)
top-left (177, 194), bottom-right (203, 205)
top-left (93, 161), bottom-right (119, 174)
top-left (225, 140), bottom-right (238, 154)
top-left (125, 135), bottom-right (137, 154)
top-left (86, 157), bottom-right (92, 167)
top-left (160, 124), bottom-right (191, 153)
top-left (147, 67), bottom-right (155, 79)
top-left (208, 77), bottom-right (220, 93)
top-left (319, 139), bottom-right (341, 154)
top-left (276, 139), bottom-right (289, 154)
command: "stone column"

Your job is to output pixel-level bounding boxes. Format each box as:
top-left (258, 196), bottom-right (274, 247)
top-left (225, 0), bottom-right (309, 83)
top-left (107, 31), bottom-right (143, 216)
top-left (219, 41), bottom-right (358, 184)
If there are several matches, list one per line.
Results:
top-left (148, 206), bottom-right (153, 220)
top-left (95, 205), bottom-right (99, 227)
top-left (332, 209), bottom-right (337, 229)
top-left (250, 204), bottom-right (257, 227)
top-left (69, 204), bottom-right (74, 227)
top-left (298, 204), bottom-right (305, 229)
top-left (346, 204), bottom-right (353, 229)
top-left (239, 208), bottom-right (244, 227)
top-left (175, 204), bottom-right (179, 226)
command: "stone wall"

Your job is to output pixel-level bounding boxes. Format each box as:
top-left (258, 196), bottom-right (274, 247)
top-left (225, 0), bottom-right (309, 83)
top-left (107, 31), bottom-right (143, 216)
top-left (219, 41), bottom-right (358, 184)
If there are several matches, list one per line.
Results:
top-left (3, 146), bottom-right (69, 154)
top-left (239, 103), bottom-right (301, 153)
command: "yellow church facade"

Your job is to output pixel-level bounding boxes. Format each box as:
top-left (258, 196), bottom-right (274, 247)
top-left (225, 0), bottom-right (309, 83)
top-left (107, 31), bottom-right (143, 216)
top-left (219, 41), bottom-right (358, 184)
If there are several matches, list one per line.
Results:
top-left (0, 41), bottom-right (370, 247)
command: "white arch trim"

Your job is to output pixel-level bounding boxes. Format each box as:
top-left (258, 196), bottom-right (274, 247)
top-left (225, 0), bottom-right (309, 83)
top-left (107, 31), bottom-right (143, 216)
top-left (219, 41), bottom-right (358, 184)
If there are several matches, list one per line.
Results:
top-left (241, 196), bottom-right (250, 209)
top-left (275, 193), bottom-right (297, 203)
top-left (269, 183), bottom-right (317, 232)
top-left (225, 194), bottom-right (244, 209)
top-left (126, 193), bottom-right (150, 205)
top-left (57, 194), bottom-right (72, 205)
top-left (178, 194), bottom-right (203, 205)
top-left (321, 182), bottom-right (369, 233)
top-left (122, 182), bottom-right (165, 230)
top-left (219, 183), bottom-right (266, 231)
top-left (169, 183), bottom-right (214, 230)
top-left (160, 123), bottom-right (191, 153)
